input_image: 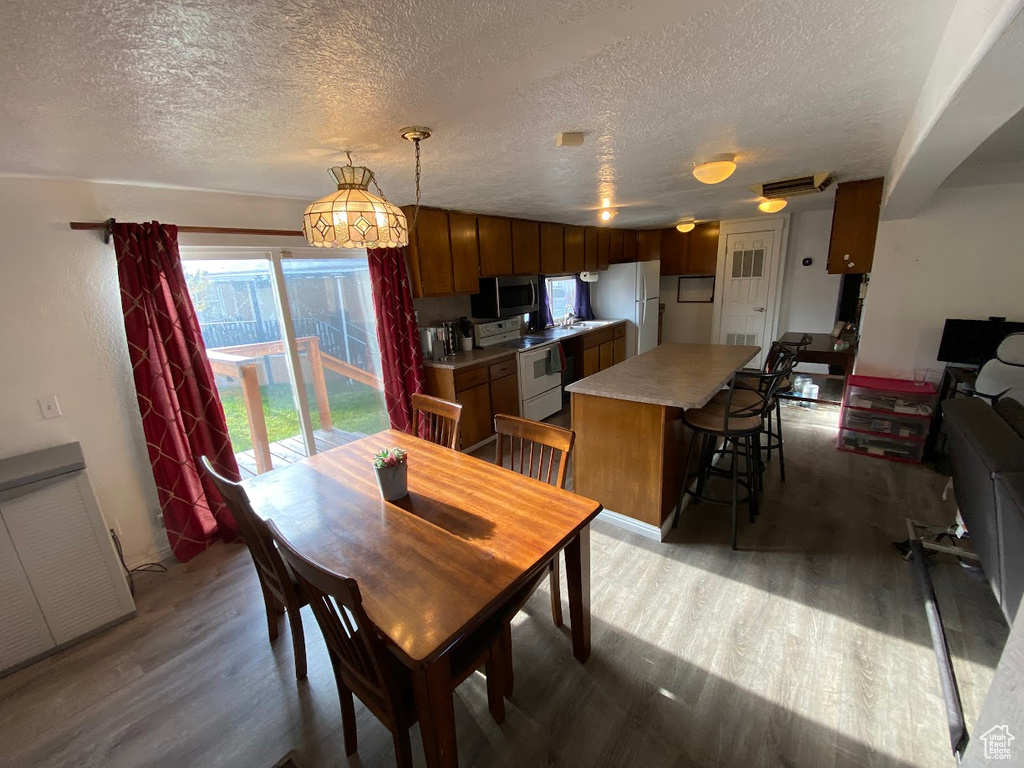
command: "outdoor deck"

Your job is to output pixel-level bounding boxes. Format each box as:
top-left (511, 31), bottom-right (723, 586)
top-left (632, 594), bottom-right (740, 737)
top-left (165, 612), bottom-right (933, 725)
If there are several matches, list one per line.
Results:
top-left (234, 427), bottom-right (367, 479)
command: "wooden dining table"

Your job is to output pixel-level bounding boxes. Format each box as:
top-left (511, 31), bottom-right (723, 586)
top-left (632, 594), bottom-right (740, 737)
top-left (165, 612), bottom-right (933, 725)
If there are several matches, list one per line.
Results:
top-left (243, 429), bottom-right (602, 768)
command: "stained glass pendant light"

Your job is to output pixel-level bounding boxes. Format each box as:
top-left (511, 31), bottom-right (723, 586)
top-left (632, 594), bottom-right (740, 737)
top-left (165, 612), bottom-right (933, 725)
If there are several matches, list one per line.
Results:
top-left (303, 126), bottom-right (431, 249)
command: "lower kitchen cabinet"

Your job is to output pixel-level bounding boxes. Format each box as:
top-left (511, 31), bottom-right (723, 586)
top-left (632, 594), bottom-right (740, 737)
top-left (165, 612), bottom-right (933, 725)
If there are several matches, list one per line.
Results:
top-left (613, 336), bottom-right (626, 365)
top-left (423, 353), bottom-right (519, 449)
top-left (457, 383), bottom-right (492, 447)
top-left (490, 372), bottom-right (520, 420)
top-left (583, 346), bottom-right (600, 377)
top-left (599, 341), bottom-right (614, 370)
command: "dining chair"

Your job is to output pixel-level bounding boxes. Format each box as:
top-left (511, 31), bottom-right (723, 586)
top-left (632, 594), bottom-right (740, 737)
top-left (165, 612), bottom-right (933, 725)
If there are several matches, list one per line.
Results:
top-left (200, 456), bottom-right (308, 680)
top-left (267, 521), bottom-right (509, 768)
top-left (411, 392), bottom-right (463, 449)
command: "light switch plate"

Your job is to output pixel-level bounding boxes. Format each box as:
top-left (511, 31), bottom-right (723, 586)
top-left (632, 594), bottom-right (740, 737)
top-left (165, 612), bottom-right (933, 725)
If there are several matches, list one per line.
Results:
top-left (38, 395), bottom-right (62, 419)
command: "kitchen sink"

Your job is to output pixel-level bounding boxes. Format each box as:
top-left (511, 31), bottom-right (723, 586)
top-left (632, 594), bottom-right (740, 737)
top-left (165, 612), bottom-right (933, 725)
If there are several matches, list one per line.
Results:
top-left (570, 320), bottom-right (614, 328)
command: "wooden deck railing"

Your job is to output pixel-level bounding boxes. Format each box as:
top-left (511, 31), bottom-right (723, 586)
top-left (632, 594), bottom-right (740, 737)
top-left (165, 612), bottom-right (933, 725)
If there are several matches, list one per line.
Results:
top-left (206, 337), bottom-right (382, 475)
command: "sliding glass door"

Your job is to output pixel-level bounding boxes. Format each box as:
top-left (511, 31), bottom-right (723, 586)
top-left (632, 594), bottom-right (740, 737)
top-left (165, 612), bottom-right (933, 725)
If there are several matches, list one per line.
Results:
top-left (181, 248), bottom-right (387, 477)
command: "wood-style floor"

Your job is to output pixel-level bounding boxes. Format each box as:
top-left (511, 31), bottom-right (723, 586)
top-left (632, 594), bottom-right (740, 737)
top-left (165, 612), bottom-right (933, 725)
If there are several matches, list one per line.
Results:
top-left (0, 404), bottom-right (1008, 768)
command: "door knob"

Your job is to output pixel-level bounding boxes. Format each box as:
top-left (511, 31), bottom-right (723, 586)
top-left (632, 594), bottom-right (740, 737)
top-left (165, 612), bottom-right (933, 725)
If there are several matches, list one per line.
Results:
top-left (754, 307), bottom-right (765, 312)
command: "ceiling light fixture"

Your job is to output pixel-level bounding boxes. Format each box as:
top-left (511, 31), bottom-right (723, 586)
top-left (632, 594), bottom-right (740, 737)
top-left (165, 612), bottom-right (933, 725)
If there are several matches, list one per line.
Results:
top-left (601, 197), bottom-right (611, 208)
top-left (301, 126), bottom-right (431, 249)
top-left (758, 198), bottom-right (788, 213)
top-left (600, 210), bottom-right (613, 222)
top-left (676, 219), bottom-right (696, 233)
top-left (692, 153), bottom-right (737, 185)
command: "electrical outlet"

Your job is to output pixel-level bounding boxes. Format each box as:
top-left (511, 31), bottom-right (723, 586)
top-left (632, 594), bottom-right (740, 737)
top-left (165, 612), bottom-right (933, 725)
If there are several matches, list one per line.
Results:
top-left (38, 395), bottom-right (62, 419)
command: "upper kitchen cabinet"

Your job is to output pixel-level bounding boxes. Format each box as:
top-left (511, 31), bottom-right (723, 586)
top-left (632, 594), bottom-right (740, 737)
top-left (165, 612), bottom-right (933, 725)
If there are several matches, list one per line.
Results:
top-left (609, 229), bottom-right (626, 263)
top-left (827, 177), bottom-right (884, 275)
top-left (511, 219), bottom-right (541, 275)
top-left (688, 222), bottom-right (720, 275)
top-left (448, 211), bottom-right (481, 293)
top-left (478, 215), bottom-right (514, 277)
top-left (622, 230), bottom-right (638, 262)
top-left (638, 230), bottom-right (661, 262)
top-left (540, 223), bottom-right (565, 274)
top-left (660, 228), bottom-right (690, 275)
top-left (403, 207), bottom-right (454, 297)
top-left (564, 226), bottom-right (585, 273)
top-left (597, 228), bottom-right (611, 270)
top-left (584, 227), bottom-right (598, 271)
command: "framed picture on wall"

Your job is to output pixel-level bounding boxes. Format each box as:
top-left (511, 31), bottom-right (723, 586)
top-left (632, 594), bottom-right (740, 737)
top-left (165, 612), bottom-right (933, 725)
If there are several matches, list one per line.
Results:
top-left (677, 275), bottom-right (715, 303)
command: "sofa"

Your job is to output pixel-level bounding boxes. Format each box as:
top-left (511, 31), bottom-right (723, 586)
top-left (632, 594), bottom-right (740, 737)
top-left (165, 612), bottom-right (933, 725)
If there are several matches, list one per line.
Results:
top-left (942, 396), bottom-right (1024, 624)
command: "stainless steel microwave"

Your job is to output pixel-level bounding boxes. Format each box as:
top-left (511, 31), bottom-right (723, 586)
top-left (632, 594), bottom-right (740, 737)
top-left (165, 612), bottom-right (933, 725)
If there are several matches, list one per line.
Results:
top-left (470, 276), bottom-right (538, 319)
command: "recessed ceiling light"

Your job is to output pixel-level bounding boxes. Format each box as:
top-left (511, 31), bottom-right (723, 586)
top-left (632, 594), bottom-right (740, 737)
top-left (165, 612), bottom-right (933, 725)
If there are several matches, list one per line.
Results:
top-left (758, 199), bottom-right (787, 213)
top-left (693, 154), bottom-right (737, 185)
top-left (676, 219), bottom-right (696, 233)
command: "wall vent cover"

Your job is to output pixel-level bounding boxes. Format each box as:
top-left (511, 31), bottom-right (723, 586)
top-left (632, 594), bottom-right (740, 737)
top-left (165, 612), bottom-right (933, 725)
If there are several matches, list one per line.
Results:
top-left (751, 172), bottom-right (835, 199)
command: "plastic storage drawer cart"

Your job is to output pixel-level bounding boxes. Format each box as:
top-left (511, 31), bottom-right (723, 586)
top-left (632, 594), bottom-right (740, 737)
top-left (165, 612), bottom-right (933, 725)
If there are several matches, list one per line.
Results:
top-left (838, 375), bottom-right (938, 463)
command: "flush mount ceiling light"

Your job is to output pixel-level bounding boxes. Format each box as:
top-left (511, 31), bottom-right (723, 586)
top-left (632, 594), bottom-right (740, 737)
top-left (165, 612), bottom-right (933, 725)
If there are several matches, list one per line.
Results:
top-left (676, 218), bottom-right (696, 233)
top-left (600, 209), bottom-right (614, 222)
top-left (302, 126), bottom-right (431, 248)
top-left (758, 198), bottom-right (788, 213)
top-left (692, 153), bottom-right (737, 185)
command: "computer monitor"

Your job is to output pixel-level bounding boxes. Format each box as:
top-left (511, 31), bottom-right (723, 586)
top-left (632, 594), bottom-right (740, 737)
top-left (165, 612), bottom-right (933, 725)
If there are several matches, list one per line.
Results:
top-left (937, 318), bottom-right (1024, 366)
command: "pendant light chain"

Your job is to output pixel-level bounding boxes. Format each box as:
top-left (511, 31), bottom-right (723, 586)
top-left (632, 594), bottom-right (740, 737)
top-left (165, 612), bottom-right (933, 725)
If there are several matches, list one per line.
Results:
top-left (411, 136), bottom-right (422, 234)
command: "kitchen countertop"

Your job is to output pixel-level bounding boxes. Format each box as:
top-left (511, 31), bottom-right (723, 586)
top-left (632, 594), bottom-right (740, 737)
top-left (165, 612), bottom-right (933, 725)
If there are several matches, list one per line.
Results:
top-left (565, 342), bottom-right (760, 409)
top-left (421, 319), bottom-right (626, 370)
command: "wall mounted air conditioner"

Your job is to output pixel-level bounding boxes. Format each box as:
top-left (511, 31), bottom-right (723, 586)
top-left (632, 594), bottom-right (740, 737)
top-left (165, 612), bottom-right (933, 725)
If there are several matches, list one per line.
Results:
top-left (751, 172), bottom-right (835, 199)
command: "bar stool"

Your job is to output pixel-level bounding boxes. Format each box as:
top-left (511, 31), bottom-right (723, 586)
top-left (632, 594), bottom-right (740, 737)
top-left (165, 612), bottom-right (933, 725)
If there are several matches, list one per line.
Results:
top-left (673, 364), bottom-right (794, 550)
top-left (738, 338), bottom-right (804, 481)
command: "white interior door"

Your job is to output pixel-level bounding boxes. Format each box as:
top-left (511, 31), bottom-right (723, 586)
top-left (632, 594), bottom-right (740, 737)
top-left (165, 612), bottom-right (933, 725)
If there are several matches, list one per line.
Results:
top-left (717, 231), bottom-right (777, 363)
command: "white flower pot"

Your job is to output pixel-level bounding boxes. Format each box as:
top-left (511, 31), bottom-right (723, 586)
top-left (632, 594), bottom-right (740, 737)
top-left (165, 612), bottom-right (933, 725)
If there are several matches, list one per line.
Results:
top-left (374, 462), bottom-right (408, 501)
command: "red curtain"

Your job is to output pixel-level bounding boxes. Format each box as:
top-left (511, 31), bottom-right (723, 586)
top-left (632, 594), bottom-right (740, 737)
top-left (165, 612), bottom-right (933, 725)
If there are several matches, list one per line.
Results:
top-left (366, 247), bottom-right (426, 433)
top-left (113, 222), bottom-right (240, 562)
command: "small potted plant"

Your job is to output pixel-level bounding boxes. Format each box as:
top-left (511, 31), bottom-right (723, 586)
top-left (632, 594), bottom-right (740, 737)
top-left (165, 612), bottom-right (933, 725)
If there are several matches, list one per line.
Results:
top-left (373, 447), bottom-right (408, 501)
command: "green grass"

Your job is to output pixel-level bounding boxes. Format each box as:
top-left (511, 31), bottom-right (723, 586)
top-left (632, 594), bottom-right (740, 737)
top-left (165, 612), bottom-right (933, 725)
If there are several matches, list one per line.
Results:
top-left (219, 375), bottom-right (389, 452)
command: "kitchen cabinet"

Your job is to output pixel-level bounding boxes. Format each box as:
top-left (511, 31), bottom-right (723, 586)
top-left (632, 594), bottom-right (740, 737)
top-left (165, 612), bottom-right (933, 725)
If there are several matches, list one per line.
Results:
top-left (540, 223), bottom-right (564, 274)
top-left (827, 177), bottom-right (884, 275)
top-left (689, 222), bottom-right (720, 275)
top-left (622, 230), bottom-right (638, 262)
top-left (582, 346), bottom-right (600, 377)
top-left (599, 341), bottom-right (614, 370)
top-left (584, 227), bottom-right (598, 271)
top-left (638, 230), bottom-right (661, 262)
top-left (613, 336), bottom-right (626, 365)
top-left (660, 228), bottom-right (690, 276)
top-left (564, 226), bottom-right (585, 273)
top-left (597, 228), bottom-right (611, 270)
top-left (404, 207), bottom-right (454, 297)
top-left (609, 229), bottom-right (626, 263)
top-left (448, 211), bottom-right (481, 292)
top-left (489, 371), bottom-right (520, 419)
top-left (511, 219), bottom-right (540, 275)
top-left (478, 215), bottom-right (514, 277)
top-left (457, 383), bottom-right (492, 447)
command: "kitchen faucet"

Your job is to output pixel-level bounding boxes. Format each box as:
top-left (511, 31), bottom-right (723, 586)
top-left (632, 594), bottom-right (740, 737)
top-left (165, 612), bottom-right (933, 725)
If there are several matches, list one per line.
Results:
top-left (562, 305), bottom-right (577, 327)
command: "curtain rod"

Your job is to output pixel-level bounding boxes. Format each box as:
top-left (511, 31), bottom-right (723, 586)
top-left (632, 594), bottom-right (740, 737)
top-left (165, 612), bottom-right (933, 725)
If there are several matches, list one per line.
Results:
top-left (69, 219), bottom-right (303, 244)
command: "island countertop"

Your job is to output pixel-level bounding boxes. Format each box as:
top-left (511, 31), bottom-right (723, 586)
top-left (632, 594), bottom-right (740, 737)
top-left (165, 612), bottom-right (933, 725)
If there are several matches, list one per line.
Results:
top-left (565, 342), bottom-right (760, 410)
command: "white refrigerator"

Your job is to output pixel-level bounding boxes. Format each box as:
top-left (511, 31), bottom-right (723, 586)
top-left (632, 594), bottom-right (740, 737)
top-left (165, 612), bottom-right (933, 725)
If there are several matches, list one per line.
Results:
top-left (590, 260), bottom-right (660, 357)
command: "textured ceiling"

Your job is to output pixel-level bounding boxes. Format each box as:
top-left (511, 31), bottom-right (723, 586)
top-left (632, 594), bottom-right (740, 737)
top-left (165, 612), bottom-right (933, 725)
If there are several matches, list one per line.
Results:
top-left (0, 0), bottom-right (954, 227)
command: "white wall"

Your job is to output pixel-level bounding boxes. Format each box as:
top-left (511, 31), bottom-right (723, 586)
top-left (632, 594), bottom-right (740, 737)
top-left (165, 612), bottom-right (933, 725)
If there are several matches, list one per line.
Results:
top-left (659, 277), bottom-right (714, 344)
top-left (0, 176), bottom-right (308, 565)
top-left (777, 210), bottom-right (841, 335)
top-left (857, 180), bottom-right (1024, 377)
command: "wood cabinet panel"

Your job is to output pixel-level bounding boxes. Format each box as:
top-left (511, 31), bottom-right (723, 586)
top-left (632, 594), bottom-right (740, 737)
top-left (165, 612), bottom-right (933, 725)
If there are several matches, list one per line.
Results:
top-left (582, 346), bottom-right (600, 377)
top-left (599, 340), bottom-right (614, 371)
top-left (454, 366), bottom-right (488, 392)
top-left (511, 219), bottom-right (541, 275)
top-left (448, 212), bottom-right (480, 292)
top-left (584, 227), bottom-right (598, 271)
top-left (478, 216), bottom-right (514, 277)
top-left (609, 229), bottom-right (626, 263)
top-left (489, 374), bottom-right (519, 419)
top-left (613, 323), bottom-right (626, 339)
top-left (622, 230), bottom-right (638, 262)
top-left (688, 221), bottom-right (720, 276)
top-left (540, 223), bottom-right (565, 274)
top-left (612, 336), bottom-right (626, 365)
top-left (407, 208), bottom-right (453, 296)
top-left (637, 230), bottom-right (661, 262)
top-left (660, 228), bottom-right (690, 276)
top-left (827, 178), bottom-right (884, 275)
top-left (457, 382), bottom-right (492, 448)
top-left (597, 228), bottom-right (611, 271)
top-left (488, 357), bottom-right (516, 380)
top-left (564, 226), bottom-right (585, 273)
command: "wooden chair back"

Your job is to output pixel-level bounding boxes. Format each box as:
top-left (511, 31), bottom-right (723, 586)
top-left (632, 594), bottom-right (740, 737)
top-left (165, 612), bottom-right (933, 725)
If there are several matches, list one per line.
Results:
top-left (411, 393), bottom-right (462, 449)
top-left (201, 456), bottom-right (294, 606)
top-left (493, 415), bottom-right (575, 489)
top-left (719, 360), bottom-right (796, 429)
top-left (267, 520), bottom-right (406, 725)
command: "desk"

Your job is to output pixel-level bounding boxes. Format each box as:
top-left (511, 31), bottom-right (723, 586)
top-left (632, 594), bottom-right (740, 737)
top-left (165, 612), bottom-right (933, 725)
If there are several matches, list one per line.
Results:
top-left (244, 430), bottom-right (601, 768)
top-left (778, 332), bottom-right (858, 375)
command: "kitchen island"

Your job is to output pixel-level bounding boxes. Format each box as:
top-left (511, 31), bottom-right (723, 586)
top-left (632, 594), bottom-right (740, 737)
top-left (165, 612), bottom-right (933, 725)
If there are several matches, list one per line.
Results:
top-left (566, 342), bottom-right (759, 540)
